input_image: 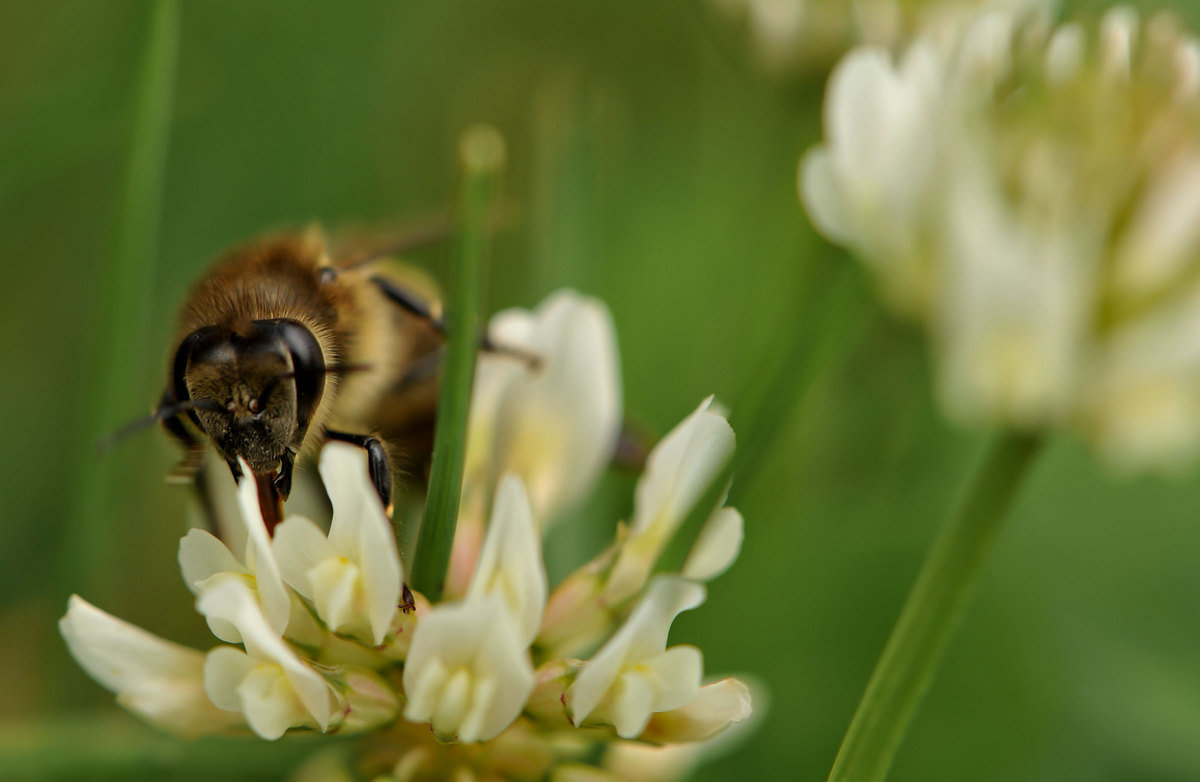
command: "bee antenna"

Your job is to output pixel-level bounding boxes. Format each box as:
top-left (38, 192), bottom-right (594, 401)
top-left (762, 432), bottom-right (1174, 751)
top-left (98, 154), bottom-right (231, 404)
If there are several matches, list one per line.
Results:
top-left (96, 398), bottom-right (226, 454)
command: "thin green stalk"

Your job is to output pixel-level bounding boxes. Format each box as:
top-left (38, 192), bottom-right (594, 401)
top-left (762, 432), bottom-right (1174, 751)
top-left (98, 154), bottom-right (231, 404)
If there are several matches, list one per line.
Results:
top-left (57, 0), bottom-right (179, 600)
top-left (410, 126), bottom-right (505, 601)
top-left (827, 432), bottom-right (1043, 782)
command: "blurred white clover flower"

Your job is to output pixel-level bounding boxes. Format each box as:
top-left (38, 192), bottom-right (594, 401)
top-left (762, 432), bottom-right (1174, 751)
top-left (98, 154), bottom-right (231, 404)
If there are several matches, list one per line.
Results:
top-left (463, 289), bottom-right (622, 527)
top-left (445, 288), bottom-right (622, 598)
top-left (801, 5), bottom-right (1200, 474)
top-left (61, 289), bottom-right (753, 781)
top-left (710, 0), bottom-right (1050, 76)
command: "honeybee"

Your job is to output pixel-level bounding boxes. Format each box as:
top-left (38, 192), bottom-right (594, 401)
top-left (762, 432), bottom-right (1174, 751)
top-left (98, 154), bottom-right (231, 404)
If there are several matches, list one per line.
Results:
top-left (149, 227), bottom-right (455, 533)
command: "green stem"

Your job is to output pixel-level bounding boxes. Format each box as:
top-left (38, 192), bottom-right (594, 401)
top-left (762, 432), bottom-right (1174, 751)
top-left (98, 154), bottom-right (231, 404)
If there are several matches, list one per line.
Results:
top-left (827, 432), bottom-right (1042, 782)
top-left (410, 126), bottom-right (505, 601)
top-left (56, 0), bottom-right (179, 601)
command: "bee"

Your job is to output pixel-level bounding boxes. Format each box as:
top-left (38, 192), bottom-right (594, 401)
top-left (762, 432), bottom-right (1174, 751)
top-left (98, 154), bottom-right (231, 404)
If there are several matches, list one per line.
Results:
top-left (143, 227), bottom-right (460, 533)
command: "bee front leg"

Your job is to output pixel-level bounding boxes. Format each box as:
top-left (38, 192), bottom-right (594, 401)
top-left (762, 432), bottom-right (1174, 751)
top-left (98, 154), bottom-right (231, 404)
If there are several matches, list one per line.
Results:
top-left (273, 448), bottom-right (297, 500)
top-left (158, 391), bottom-right (226, 536)
top-left (159, 391), bottom-right (206, 477)
top-left (324, 431), bottom-right (393, 514)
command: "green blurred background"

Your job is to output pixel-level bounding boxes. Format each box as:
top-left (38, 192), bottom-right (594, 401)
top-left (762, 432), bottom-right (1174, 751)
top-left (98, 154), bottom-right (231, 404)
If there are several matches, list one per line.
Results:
top-left (4, 1), bottom-right (1200, 780)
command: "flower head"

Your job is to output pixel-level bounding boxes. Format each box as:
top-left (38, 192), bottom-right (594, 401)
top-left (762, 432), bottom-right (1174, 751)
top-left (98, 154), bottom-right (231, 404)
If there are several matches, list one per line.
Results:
top-left (61, 289), bottom-right (754, 780)
top-left (801, 6), bottom-right (1200, 473)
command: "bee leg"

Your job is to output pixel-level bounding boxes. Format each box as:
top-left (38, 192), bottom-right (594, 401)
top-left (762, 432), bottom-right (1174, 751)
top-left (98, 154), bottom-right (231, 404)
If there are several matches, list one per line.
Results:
top-left (325, 431), bottom-right (393, 514)
top-left (369, 275), bottom-right (446, 332)
top-left (158, 392), bottom-right (225, 535)
top-left (159, 391), bottom-right (204, 472)
top-left (273, 448), bottom-right (297, 500)
top-left (369, 275), bottom-right (540, 367)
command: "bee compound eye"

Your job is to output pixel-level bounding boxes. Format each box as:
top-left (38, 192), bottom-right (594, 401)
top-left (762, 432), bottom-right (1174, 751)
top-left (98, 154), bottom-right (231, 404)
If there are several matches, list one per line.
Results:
top-left (253, 318), bottom-right (325, 431)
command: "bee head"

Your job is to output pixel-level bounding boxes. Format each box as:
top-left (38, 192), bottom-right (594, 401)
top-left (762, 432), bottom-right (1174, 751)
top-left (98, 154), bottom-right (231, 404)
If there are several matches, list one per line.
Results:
top-left (172, 319), bottom-right (326, 473)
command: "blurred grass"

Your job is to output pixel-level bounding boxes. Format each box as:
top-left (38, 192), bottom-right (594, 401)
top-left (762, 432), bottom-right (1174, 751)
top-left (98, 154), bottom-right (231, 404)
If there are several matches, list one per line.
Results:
top-left (3, 1), bottom-right (1200, 781)
top-left (58, 0), bottom-right (178, 612)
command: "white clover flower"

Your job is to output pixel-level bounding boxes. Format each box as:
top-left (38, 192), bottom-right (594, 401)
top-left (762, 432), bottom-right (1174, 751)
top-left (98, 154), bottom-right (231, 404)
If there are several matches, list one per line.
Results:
top-left (800, 42), bottom-right (945, 314)
top-left (801, 5), bottom-right (1200, 473)
top-left (935, 142), bottom-right (1094, 427)
top-left (58, 596), bottom-right (242, 737)
top-left (465, 290), bottom-right (622, 526)
top-left (464, 474), bottom-right (548, 645)
top-left (537, 399), bottom-right (744, 660)
top-left (604, 397), bottom-right (738, 604)
top-left (639, 678), bottom-right (755, 744)
top-left (447, 289), bottom-right (620, 598)
top-left (401, 593), bottom-right (535, 742)
top-left (63, 287), bottom-right (754, 779)
top-left (178, 458), bottom-right (291, 639)
top-left (403, 474), bottom-right (545, 742)
top-left (567, 576), bottom-right (706, 739)
top-left (199, 576), bottom-right (337, 739)
top-left (272, 442), bottom-right (403, 645)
